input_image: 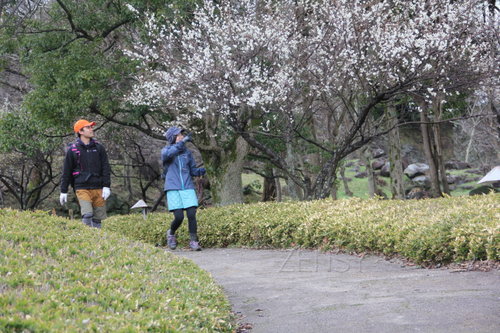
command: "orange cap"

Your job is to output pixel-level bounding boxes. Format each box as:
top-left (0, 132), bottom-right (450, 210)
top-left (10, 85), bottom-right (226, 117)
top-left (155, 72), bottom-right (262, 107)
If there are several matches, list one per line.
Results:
top-left (73, 119), bottom-right (96, 133)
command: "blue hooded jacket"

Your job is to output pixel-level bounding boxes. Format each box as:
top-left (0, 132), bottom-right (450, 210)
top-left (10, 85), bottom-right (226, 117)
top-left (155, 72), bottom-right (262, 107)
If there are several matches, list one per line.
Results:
top-left (161, 127), bottom-right (205, 191)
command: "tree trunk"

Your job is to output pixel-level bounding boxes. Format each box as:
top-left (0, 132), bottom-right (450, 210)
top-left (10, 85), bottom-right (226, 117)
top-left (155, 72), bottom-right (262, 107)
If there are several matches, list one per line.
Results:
top-left (274, 168), bottom-right (282, 202)
top-left (330, 175), bottom-right (338, 200)
top-left (387, 105), bottom-right (405, 199)
top-left (207, 136), bottom-right (249, 206)
top-left (262, 176), bottom-right (276, 202)
top-left (26, 167), bottom-right (42, 209)
top-left (123, 154), bottom-right (133, 202)
top-left (419, 107), bottom-right (442, 197)
top-left (361, 147), bottom-right (376, 197)
top-left (432, 123), bottom-right (450, 195)
top-left (432, 96), bottom-right (450, 195)
top-left (340, 165), bottom-right (353, 197)
top-left (262, 165), bottom-right (277, 201)
top-left (464, 125), bottom-right (476, 163)
top-left (284, 139), bottom-right (303, 200)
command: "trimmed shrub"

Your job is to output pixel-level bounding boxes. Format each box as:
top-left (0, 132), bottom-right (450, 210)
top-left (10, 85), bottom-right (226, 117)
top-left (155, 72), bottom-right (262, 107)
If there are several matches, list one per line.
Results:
top-left (0, 209), bottom-right (233, 332)
top-left (107, 194), bottom-right (499, 264)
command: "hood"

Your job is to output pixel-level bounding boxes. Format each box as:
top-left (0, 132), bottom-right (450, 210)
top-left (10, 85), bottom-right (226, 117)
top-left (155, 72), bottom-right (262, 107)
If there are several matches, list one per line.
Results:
top-left (165, 126), bottom-right (182, 144)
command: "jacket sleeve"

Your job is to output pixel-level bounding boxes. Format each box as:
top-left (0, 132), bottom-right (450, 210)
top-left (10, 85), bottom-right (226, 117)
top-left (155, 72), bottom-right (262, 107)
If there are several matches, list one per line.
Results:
top-left (188, 152), bottom-right (205, 177)
top-left (100, 145), bottom-right (111, 188)
top-left (161, 141), bottom-right (186, 163)
top-left (60, 149), bottom-right (74, 193)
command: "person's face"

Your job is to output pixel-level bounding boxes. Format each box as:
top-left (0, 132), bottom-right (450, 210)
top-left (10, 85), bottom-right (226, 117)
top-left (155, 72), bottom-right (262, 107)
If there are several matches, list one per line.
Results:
top-left (79, 125), bottom-right (94, 138)
top-left (175, 133), bottom-right (184, 143)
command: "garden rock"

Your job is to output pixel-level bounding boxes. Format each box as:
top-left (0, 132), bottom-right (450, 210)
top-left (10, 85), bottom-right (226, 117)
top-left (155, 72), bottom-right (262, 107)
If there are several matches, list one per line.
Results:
top-left (466, 169), bottom-right (484, 175)
top-left (372, 148), bottom-right (385, 158)
top-left (345, 160), bottom-right (355, 167)
top-left (446, 175), bottom-right (459, 184)
top-left (406, 187), bottom-right (431, 199)
top-left (404, 163), bottom-right (429, 179)
top-left (445, 160), bottom-right (471, 170)
top-left (380, 162), bottom-right (391, 177)
top-left (354, 171), bottom-right (367, 178)
top-left (371, 158), bottom-right (386, 170)
top-left (411, 175), bottom-right (430, 188)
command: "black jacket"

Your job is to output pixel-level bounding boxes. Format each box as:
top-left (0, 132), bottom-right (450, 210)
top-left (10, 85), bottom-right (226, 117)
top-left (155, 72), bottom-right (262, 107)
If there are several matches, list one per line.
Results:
top-left (60, 138), bottom-right (111, 193)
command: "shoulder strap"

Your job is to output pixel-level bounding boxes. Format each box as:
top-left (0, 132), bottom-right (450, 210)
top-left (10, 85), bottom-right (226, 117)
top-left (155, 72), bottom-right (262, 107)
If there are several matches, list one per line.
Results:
top-left (69, 142), bottom-right (83, 173)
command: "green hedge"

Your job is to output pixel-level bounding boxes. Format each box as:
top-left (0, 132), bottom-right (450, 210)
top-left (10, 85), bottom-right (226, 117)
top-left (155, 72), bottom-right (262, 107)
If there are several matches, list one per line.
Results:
top-left (107, 194), bottom-right (499, 265)
top-left (0, 209), bottom-right (233, 332)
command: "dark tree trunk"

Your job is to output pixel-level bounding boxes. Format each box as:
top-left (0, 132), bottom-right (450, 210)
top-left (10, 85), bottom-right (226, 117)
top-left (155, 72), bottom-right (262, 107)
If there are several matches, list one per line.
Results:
top-left (274, 169), bottom-right (282, 202)
top-left (206, 136), bottom-right (248, 206)
top-left (262, 176), bottom-right (277, 202)
top-left (388, 105), bottom-right (405, 199)
top-left (361, 147), bottom-right (377, 197)
top-left (432, 122), bottom-right (450, 195)
top-left (340, 165), bottom-right (353, 197)
top-left (419, 108), bottom-right (442, 197)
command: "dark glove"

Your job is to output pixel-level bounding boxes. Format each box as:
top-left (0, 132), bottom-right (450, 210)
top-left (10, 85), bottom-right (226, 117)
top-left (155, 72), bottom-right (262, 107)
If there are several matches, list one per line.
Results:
top-left (199, 168), bottom-right (206, 176)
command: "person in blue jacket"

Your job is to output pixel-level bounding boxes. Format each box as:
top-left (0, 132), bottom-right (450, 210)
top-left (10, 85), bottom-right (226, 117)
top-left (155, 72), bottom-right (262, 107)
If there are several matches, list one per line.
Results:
top-left (162, 126), bottom-right (206, 251)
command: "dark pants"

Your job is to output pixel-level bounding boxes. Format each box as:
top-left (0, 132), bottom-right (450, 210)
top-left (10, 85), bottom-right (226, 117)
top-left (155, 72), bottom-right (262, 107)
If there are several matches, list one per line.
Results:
top-left (170, 206), bottom-right (197, 235)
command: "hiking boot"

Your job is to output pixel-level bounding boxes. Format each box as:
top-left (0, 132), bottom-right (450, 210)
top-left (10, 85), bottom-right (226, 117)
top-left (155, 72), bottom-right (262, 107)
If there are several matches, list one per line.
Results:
top-left (167, 230), bottom-right (177, 250)
top-left (189, 240), bottom-right (202, 251)
top-left (91, 218), bottom-right (102, 229)
top-left (82, 213), bottom-right (93, 227)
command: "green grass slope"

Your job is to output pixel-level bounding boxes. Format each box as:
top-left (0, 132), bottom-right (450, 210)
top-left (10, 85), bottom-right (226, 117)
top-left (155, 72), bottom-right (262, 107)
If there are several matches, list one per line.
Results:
top-left (0, 209), bottom-right (233, 332)
top-left (108, 194), bottom-right (499, 265)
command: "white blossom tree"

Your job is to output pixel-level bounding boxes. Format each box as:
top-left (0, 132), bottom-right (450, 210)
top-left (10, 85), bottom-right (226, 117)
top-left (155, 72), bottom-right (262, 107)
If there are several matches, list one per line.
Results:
top-left (125, 0), bottom-right (303, 203)
top-left (126, 0), bottom-right (497, 200)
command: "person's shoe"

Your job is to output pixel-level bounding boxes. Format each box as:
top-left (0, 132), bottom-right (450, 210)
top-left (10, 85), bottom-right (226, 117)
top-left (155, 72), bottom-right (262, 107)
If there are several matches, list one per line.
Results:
top-left (91, 219), bottom-right (102, 229)
top-left (189, 240), bottom-right (202, 251)
top-left (167, 230), bottom-right (177, 250)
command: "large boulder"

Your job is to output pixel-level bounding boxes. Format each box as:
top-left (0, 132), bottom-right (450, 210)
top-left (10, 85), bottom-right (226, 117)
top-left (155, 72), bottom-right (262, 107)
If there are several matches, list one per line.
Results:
top-left (404, 163), bottom-right (430, 179)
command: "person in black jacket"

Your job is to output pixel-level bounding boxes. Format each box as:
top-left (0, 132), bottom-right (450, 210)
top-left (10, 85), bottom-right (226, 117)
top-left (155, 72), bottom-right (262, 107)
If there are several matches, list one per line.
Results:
top-left (60, 119), bottom-right (111, 228)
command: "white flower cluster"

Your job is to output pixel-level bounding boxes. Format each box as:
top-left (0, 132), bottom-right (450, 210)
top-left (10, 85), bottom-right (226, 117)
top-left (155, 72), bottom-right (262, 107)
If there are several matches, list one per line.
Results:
top-left (124, 0), bottom-right (496, 125)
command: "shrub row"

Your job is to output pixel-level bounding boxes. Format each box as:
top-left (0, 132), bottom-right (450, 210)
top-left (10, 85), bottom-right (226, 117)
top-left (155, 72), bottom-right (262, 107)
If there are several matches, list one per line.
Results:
top-left (0, 209), bottom-right (233, 332)
top-left (106, 194), bottom-right (499, 265)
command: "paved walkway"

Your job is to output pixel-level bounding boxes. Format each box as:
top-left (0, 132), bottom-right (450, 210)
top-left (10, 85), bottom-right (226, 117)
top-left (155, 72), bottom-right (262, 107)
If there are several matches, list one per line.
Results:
top-left (176, 248), bottom-right (500, 333)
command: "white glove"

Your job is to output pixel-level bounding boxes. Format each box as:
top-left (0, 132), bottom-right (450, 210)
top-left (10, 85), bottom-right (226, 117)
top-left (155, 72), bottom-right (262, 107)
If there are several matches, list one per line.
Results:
top-left (59, 193), bottom-right (68, 206)
top-left (102, 187), bottom-right (111, 200)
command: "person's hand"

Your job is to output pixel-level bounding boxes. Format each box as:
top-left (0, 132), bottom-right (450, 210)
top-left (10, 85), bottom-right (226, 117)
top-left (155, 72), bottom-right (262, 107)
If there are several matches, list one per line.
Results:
top-left (182, 133), bottom-right (192, 143)
top-left (102, 187), bottom-right (111, 200)
top-left (199, 167), bottom-right (206, 176)
top-left (59, 193), bottom-right (68, 206)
